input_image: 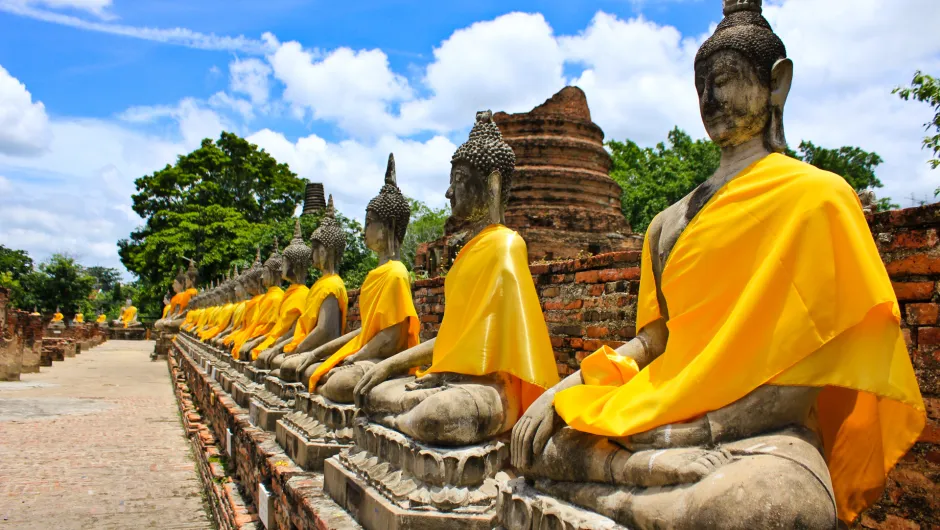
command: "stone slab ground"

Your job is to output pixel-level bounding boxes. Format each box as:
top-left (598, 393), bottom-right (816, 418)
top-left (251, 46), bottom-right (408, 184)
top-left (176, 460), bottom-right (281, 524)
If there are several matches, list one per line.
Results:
top-left (0, 340), bottom-right (212, 529)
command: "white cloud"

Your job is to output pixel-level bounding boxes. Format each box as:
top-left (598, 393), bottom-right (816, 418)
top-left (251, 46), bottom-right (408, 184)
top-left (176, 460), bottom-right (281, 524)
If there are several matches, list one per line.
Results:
top-left (229, 57), bottom-right (273, 106)
top-left (0, 1), bottom-right (269, 53)
top-left (209, 91), bottom-right (254, 121)
top-left (20, 0), bottom-right (114, 19)
top-left (0, 64), bottom-right (51, 156)
top-left (267, 41), bottom-right (412, 138)
top-left (398, 12), bottom-right (566, 133)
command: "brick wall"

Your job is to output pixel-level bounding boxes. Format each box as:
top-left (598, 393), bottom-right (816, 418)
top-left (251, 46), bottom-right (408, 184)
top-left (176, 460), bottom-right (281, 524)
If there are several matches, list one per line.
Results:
top-left (0, 288), bottom-right (25, 381)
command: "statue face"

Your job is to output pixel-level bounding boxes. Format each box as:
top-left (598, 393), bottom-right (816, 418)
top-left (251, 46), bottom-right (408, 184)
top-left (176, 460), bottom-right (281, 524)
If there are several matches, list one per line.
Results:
top-left (364, 212), bottom-right (389, 254)
top-left (446, 160), bottom-right (487, 221)
top-left (311, 242), bottom-right (328, 270)
top-left (695, 49), bottom-right (770, 148)
top-left (262, 267), bottom-right (278, 288)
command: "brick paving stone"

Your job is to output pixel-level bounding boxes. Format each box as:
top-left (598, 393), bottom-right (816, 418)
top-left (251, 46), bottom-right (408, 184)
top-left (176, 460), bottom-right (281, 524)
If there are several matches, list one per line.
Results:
top-left (0, 340), bottom-right (212, 529)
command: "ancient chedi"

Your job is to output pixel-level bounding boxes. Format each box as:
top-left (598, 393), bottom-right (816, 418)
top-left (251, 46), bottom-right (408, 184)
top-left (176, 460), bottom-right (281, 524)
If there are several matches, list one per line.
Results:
top-left (415, 86), bottom-right (634, 273)
top-left (302, 182), bottom-right (327, 216)
top-left (496, 86), bottom-right (634, 260)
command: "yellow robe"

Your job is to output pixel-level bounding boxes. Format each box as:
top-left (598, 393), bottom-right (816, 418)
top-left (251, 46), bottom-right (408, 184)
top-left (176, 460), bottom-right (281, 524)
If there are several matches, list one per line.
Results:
top-left (309, 260), bottom-right (420, 390)
top-left (119, 306), bottom-right (137, 328)
top-left (225, 295), bottom-right (262, 351)
top-left (162, 304), bottom-right (171, 319)
top-left (96, 314), bottom-right (107, 324)
top-left (169, 288), bottom-right (197, 317)
top-left (200, 303), bottom-right (236, 341)
top-left (554, 153), bottom-right (925, 524)
top-left (417, 224), bottom-right (560, 413)
top-left (74, 314), bottom-right (84, 323)
top-left (283, 275), bottom-right (348, 354)
top-left (181, 309), bottom-right (201, 332)
top-left (251, 283), bottom-right (310, 359)
top-left (52, 313), bottom-right (64, 322)
top-left (232, 287), bottom-right (285, 359)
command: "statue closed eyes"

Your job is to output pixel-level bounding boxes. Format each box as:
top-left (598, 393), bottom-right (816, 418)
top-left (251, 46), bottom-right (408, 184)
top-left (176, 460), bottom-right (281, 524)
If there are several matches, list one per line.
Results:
top-left (504, 1), bottom-right (926, 529)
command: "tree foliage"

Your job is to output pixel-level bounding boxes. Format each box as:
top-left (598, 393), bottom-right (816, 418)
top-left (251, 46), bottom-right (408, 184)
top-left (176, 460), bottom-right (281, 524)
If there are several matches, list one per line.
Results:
top-left (609, 128), bottom-right (896, 233)
top-left (894, 71), bottom-right (940, 173)
top-left (402, 198), bottom-right (450, 271)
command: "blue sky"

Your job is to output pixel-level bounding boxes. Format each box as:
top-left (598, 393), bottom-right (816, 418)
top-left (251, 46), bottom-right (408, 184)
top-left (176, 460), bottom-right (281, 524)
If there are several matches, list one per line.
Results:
top-left (0, 0), bottom-right (938, 276)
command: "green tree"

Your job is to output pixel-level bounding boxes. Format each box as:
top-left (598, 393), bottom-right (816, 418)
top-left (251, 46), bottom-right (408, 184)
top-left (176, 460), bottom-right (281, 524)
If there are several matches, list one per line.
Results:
top-left (610, 128), bottom-right (898, 233)
top-left (893, 71), bottom-right (940, 173)
top-left (30, 254), bottom-right (96, 318)
top-left (609, 128), bottom-right (720, 233)
top-left (401, 198), bottom-right (450, 271)
top-left (119, 132), bottom-right (307, 316)
top-left (0, 245), bottom-right (33, 280)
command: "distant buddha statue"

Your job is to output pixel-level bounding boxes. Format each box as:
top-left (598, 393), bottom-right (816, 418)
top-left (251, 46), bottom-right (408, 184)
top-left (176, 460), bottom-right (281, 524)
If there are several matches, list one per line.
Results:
top-left (48, 307), bottom-right (65, 329)
top-left (155, 261), bottom-right (199, 332)
top-left (211, 266), bottom-right (250, 347)
top-left (288, 154), bottom-right (420, 401)
top-left (225, 249), bottom-right (266, 359)
top-left (199, 269), bottom-right (239, 342)
top-left (114, 299), bottom-right (140, 329)
top-left (505, 2), bottom-right (926, 529)
top-left (232, 242), bottom-right (286, 359)
top-left (251, 220), bottom-right (312, 366)
top-left (270, 197), bottom-right (348, 373)
top-left (72, 313), bottom-right (84, 324)
top-left (96, 313), bottom-right (108, 329)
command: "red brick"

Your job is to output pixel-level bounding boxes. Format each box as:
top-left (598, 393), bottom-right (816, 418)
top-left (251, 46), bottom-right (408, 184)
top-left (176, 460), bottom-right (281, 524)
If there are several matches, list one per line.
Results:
top-left (529, 263), bottom-right (550, 275)
top-left (885, 253), bottom-right (940, 276)
top-left (551, 274), bottom-right (568, 284)
top-left (903, 328), bottom-right (913, 348)
top-left (588, 284), bottom-right (605, 296)
top-left (575, 350), bottom-right (593, 362)
top-left (860, 514), bottom-right (922, 530)
top-left (917, 327), bottom-right (940, 346)
top-left (420, 314), bottom-right (440, 323)
top-left (893, 281), bottom-right (936, 301)
top-left (887, 229), bottom-right (939, 251)
top-left (569, 338), bottom-right (583, 349)
top-left (550, 336), bottom-right (564, 348)
top-left (544, 301), bottom-right (566, 311)
top-left (541, 287), bottom-right (560, 298)
top-left (563, 300), bottom-right (583, 310)
top-left (586, 326), bottom-right (609, 338)
top-left (919, 421), bottom-right (940, 444)
top-left (925, 397), bottom-right (940, 421)
top-left (575, 271), bottom-right (600, 284)
top-left (907, 303), bottom-right (939, 325)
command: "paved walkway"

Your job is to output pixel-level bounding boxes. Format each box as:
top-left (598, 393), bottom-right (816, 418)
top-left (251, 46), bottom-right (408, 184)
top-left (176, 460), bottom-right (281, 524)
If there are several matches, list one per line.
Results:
top-left (0, 340), bottom-right (213, 529)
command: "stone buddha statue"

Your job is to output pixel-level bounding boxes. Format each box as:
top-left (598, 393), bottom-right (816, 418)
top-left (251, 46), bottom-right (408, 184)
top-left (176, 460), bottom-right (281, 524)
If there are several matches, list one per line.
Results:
top-left (286, 154), bottom-right (419, 398)
top-left (270, 197), bottom-right (348, 375)
top-left (114, 299), bottom-right (140, 328)
top-left (504, 2), bottom-right (925, 529)
top-left (48, 307), bottom-right (65, 330)
top-left (274, 155), bottom-right (421, 470)
top-left (199, 270), bottom-right (239, 342)
top-left (234, 240), bottom-right (287, 359)
top-left (251, 220), bottom-right (312, 369)
top-left (225, 249), bottom-right (267, 359)
top-left (155, 261), bottom-right (198, 332)
top-left (325, 112), bottom-right (559, 526)
top-left (96, 313), bottom-right (108, 329)
top-left (211, 266), bottom-right (249, 347)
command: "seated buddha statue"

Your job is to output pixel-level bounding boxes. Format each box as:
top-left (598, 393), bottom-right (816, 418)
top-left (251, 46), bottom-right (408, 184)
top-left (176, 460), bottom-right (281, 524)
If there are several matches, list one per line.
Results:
top-left (251, 220), bottom-right (312, 366)
top-left (290, 153), bottom-right (420, 402)
top-left (233, 242), bottom-right (287, 359)
top-left (200, 270), bottom-right (240, 343)
top-left (113, 299), bottom-right (140, 329)
top-left (96, 313), bottom-right (108, 329)
top-left (212, 266), bottom-right (251, 348)
top-left (507, 3), bottom-right (926, 529)
top-left (224, 250), bottom-right (267, 359)
top-left (48, 307), bottom-right (65, 330)
top-left (72, 313), bottom-right (84, 325)
top-left (267, 197), bottom-right (348, 376)
top-left (155, 261), bottom-right (199, 332)
top-left (352, 111), bottom-right (560, 447)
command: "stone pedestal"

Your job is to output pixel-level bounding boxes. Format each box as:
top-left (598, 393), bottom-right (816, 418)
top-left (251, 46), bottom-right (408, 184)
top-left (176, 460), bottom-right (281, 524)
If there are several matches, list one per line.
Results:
top-left (325, 420), bottom-right (509, 530)
top-left (275, 392), bottom-right (356, 471)
top-left (494, 478), bottom-right (626, 530)
top-left (249, 388), bottom-right (291, 432)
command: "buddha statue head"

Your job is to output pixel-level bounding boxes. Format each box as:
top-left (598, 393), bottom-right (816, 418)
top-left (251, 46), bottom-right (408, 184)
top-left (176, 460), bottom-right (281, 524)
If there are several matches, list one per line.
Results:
top-left (283, 219), bottom-right (312, 284)
top-left (310, 195), bottom-right (346, 275)
top-left (446, 110), bottom-right (516, 228)
top-left (694, 0), bottom-right (792, 152)
top-left (184, 259), bottom-right (199, 290)
top-left (244, 247), bottom-right (265, 296)
top-left (262, 237), bottom-right (284, 289)
top-left (232, 265), bottom-right (248, 300)
top-left (365, 153), bottom-right (411, 261)
top-left (172, 267), bottom-right (186, 295)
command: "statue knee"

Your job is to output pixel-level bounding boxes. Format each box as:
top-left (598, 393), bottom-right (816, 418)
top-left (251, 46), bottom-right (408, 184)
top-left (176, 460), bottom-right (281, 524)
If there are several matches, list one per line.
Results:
top-left (318, 365), bottom-right (369, 403)
top-left (280, 355), bottom-right (304, 382)
top-left (686, 456), bottom-right (836, 530)
top-left (403, 390), bottom-right (503, 445)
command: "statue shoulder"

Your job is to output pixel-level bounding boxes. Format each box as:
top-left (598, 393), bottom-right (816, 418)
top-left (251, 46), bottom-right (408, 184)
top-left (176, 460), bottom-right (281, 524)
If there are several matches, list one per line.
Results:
top-left (775, 154), bottom-right (858, 206)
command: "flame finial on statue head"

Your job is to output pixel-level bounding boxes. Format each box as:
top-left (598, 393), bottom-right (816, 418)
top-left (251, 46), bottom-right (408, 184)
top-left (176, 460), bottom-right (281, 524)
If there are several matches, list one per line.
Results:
top-left (367, 153), bottom-right (411, 243)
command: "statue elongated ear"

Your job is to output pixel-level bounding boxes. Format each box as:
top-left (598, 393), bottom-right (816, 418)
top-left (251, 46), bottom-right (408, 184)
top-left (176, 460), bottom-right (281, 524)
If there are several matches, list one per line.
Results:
top-left (488, 170), bottom-right (502, 224)
top-left (770, 58), bottom-right (793, 107)
top-left (766, 58), bottom-right (793, 153)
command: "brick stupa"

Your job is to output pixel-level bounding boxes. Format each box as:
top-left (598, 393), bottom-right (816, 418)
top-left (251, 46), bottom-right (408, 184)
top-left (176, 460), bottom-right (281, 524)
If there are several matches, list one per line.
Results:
top-left (414, 87), bottom-right (638, 275)
top-left (494, 86), bottom-right (636, 260)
